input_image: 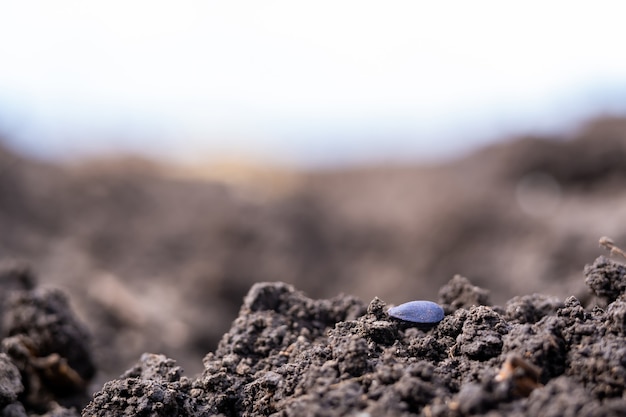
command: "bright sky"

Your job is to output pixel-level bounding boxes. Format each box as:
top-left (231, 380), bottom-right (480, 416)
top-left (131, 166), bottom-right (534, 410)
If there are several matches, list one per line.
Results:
top-left (1, 1), bottom-right (625, 166)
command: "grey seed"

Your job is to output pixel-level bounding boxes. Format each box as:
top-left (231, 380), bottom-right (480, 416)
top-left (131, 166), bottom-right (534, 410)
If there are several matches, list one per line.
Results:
top-left (387, 300), bottom-right (444, 324)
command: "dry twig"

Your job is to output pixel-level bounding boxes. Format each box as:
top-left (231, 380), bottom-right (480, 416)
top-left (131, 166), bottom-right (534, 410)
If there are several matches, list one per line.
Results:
top-left (599, 236), bottom-right (626, 260)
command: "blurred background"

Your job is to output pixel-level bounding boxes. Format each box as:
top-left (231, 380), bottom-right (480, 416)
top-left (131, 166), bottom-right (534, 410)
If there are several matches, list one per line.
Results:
top-left (1, 1), bottom-right (626, 385)
top-left (2, 1), bottom-right (626, 165)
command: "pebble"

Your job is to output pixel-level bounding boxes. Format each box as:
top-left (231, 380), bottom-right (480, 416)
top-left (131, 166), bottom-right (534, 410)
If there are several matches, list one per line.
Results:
top-left (387, 300), bottom-right (445, 324)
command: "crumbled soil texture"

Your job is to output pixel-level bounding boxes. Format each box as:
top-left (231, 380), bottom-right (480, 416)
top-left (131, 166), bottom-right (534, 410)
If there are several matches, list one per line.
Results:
top-left (2, 117), bottom-right (626, 385)
top-left (81, 255), bottom-right (626, 417)
top-left (0, 261), bottom-right (95, 417)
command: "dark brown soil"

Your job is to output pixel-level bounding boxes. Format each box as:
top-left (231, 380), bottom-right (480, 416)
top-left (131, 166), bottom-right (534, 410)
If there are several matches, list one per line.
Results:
top-left (1, 116), bottom-right (626, 415)
top-left (4, 255), bottom-right (625, 416)
top-left (0, 262), bottom-right (94, 416)
top-left (81, 257), bottom-right (625, 416)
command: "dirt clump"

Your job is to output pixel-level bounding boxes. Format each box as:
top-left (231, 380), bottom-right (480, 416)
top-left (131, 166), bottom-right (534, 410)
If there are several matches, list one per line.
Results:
top-left (0, 262), bottom-right (95, 416)
top-left (83, 255), bottom-right (626, 416)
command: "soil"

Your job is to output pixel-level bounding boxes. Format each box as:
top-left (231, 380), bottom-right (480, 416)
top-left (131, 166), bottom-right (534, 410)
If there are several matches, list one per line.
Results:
top-left (2, 256), bottom-right (626, 416)
top-left (1, 116), bottom-right (626, 415)
top-left (85, 262), bottom-right (626, 416)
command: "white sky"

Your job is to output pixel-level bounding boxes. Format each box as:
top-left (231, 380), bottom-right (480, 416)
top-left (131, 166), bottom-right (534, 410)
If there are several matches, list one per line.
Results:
top-left (1, 1), bottom-right (626, 165)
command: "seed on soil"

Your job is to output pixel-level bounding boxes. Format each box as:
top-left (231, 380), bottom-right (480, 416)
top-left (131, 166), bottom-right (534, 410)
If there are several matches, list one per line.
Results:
top-left (387, 300), bottom-right (445, 324)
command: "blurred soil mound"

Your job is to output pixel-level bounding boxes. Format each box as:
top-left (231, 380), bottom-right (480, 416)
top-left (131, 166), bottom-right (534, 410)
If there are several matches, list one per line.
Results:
top-left (1, 116), bottom-right (626, 385)
top-left (0, 261), bottom-right (95, 416)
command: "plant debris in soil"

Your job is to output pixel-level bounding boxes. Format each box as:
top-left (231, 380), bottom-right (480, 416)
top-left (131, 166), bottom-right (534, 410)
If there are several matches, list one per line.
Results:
top-left (4, 251), bottom-right (625, 416)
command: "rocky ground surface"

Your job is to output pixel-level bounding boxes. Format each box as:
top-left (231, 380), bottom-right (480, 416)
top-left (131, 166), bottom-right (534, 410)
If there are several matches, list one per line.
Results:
top-left (1, 116), bottom-right (626, 415)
